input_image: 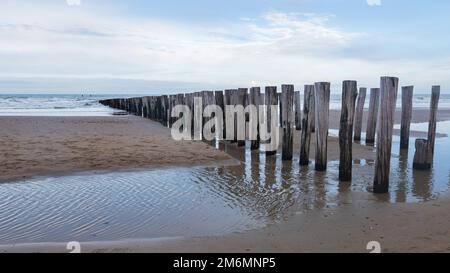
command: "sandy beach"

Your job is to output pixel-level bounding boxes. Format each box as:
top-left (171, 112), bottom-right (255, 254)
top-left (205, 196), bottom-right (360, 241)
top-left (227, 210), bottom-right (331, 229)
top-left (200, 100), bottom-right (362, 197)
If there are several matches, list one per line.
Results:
top-left (1, 107), bottom-right (450, 253)
top-left (0, 115), bottom-right (236, 183)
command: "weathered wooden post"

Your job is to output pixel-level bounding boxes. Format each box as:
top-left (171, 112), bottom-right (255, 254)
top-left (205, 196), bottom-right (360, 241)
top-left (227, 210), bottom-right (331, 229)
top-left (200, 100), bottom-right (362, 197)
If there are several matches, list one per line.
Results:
top-left (374, 77), bottom-right (399, 194)
top-left (129, 98), bottom-right (134, 114)
top-left (413, 139), bottom-right (431, 170)
top-left (208, 91), bottom-right (216, 138)
top-left (159, 96), bottom-right (165, 122)
top-left (160, 95), bottom-right (165, 122)
top-left (228, 89), bottom-right (238, 143)
top-left (215, 91), bottom-right (225, 140)
top-left (155, 96), bottom-right (161, 121)
top-left (354, 87), bottom-right (367, 141)
top-left (141, 97), bottom-right (148, 118)
top-left (339, 81), bottom-right (358, 181)
top-left (184, 93), bottom-right (194, 138)
top-left (314, 82), bottom-right (331, 171)
top-left (237, 88), bottom-right (248, 146)
top-left (278, 93), bottom-right (282, 125)
top-left (168, 95), bottom-right (176, 127)
top-left (281, 85), bottom-right (294, 160)
top-left (400, 86), bottom-right (414, 149)
top-left (132, 98), bottom-right (136, 115)
top-left (137, 97), bottom-right (143, 117)
top-left (162, 95), bottom-right (169, 127)
top-left (177, 93), bottom-right (185, 105)
top-left (201, 91), bottom-right (214, 141)
top-left (193, 92), bottom-right (202, 140)
top-left (249, 87), bottom-right (261, 150)
top-left (151, 96), bottom-right (155, 119)
top-left (300, 85), bottom-right (314, 166)
top-left (148, 96), bottom-right (154, 119)
top-left (145, 96), bottom-right (150, 119)
top-left (414, 86), bottom-right (441, 170)
top-left (260, 93), bottom-right (265, 107)
top-left (365, 88), bottom-right (380, 144)
top-left (201, 91), bottom-right (207, 139)
top-left (311, 91), bottom-right (315, 133)
top-left (149, 96), bottom-right (155, 120)
top-left (265, 86), bottom-right (278, 156)
top-left (139, 97), bottom-right (144, 117)
top-left (427, 86), bottom-right (440, 161)
top-left (224, 90), bottom-right (233, 142)
top-left (294, 91), bottom-right (302, 131)
top-left (176, 94), bottom-right (185, 132)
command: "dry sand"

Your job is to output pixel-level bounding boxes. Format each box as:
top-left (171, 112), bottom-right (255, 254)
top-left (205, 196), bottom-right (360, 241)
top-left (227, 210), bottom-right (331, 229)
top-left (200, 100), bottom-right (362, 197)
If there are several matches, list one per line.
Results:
top-left (1, 108), bottom-right (450, 253)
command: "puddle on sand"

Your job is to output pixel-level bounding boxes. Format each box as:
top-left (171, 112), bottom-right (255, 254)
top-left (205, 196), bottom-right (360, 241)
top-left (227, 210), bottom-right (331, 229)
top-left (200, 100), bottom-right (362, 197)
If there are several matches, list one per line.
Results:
top-left (0, 122), bottom-right (449, 245)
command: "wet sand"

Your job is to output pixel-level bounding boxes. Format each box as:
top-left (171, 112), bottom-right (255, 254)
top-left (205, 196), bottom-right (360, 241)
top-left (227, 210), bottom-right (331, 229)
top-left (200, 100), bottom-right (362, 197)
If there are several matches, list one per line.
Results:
top-left (4, 191), bottom-right (449, 253)
top-left (0, 116), bottom-right (237, 182)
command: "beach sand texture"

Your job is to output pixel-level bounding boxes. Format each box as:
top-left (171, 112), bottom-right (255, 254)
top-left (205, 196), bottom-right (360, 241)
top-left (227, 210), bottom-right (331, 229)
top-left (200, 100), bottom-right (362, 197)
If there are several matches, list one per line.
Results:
top-left (0, 116), bottom-right (236, 182)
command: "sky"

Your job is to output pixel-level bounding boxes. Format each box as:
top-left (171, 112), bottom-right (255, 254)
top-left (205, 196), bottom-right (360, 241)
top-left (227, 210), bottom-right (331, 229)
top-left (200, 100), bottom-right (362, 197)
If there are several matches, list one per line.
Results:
top-left (0, 0), bottom-right (449, 94)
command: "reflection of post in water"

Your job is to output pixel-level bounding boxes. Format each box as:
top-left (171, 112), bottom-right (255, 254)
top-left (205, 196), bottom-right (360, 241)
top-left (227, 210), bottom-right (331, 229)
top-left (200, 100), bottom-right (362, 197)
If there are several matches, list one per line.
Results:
top-left (396, 149), bottom-right (409, 202)
top-left (264, 155), bottom-right (277, 190)
top-left (251, 149), bottom-right (264, 189)
top-left (244, 147), bottom-right (260, 190)
top-left (312, 171), bottom-right (327, 210)
top-left (298, 164), bottom-right (312, 195)
top-left (280, 159), bottom-right (294, 187)
top-left (223, 141), bottom-right (246, 162)
top-left (338, 180), bottom-right (351, 193)
top-left (412, 167), bottom-right (433, 201)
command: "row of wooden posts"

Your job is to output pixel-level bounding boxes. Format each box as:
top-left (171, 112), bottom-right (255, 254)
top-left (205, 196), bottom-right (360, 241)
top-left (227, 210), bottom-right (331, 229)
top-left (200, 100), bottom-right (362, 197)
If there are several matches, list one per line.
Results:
top-left (99, 77), bottom-right (440, 194)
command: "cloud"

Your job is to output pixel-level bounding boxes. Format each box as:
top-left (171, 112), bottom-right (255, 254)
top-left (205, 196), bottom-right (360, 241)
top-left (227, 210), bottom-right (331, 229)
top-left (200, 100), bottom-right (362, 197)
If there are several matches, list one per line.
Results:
top-left (0, 2), bottom-right (448, 92)
top-left (66, 0), bottom-right (81, 6)
top-left (367, 0), bottom-right (381, 6)
top-left (0, 6), bottom-right (364, 84)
